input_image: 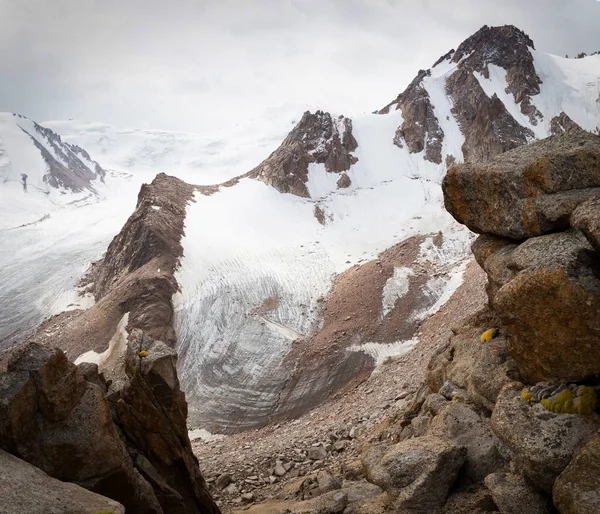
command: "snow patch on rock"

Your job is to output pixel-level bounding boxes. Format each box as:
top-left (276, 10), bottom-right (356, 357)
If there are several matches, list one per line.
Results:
top-left (381, 267), bottom-right (414, 318)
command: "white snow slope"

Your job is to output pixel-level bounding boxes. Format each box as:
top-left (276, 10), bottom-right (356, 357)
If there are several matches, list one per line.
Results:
top-left (44, 114), bottom-right (296, 186)
top-left (0, 112), bottom-right (106, 230)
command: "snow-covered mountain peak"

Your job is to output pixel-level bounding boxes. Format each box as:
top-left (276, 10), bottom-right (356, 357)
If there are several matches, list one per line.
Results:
top-left (379, 24), bottom-right (600, 166)
top-left (0, 112), bottom-right (105, 194)
top-left (248, 110), bottom-right (357, 197)
top-left (0, 112), bottom-right (107, 229)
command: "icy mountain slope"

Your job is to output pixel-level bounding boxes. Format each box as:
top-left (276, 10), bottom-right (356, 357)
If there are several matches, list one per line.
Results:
top-left (380, 25), bottom-right (600, 164)
top-left (0, 113), bottom-right (106, 229)
top-left (175, 108), bottom-right (472, 431)
top-left (0, 114), bottom-right (293, 345)
top-left (44, 114), bottom-right (296, 186)
top-left (173, 27), bottom-right (600, 431)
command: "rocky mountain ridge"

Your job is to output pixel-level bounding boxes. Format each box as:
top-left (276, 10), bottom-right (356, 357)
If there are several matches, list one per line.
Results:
top-left (0, 112), bottom-right (105, 194)
top-left (1, 23), bottom-right (600, 514)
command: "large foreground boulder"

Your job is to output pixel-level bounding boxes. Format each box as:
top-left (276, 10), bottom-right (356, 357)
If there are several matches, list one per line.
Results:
top-left (553, 434), bottom-right (600, 514)
top-left (0, 449), bottom-right (125, 514)
top-left (0, 343), bottom-right (159, 513)
top-left (0, 340), bottom-right (220, 514)
top-left (443, 130), bottom-right (600, 239)
top-left (428, 401), bottom-right (506, 483)
top-left (490, 383), bottom-right (598, 492)
top-left (472, 230), bottom-right (600, 382)
top-left (362, 435), bottom-right (466, 513)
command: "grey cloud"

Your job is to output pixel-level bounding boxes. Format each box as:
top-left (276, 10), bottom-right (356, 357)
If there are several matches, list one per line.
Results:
top-left (0, 0), bottom-right (598, 132)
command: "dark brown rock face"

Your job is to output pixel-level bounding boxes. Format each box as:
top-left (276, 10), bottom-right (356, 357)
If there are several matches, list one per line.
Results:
top-left (385, 70), bottom-right (445, 164)
top-left (445, 71), bottom-right (534, 162)
top-left (111, 330), bottom-right (219, 514)
top-left (450, 25), bottom-right (542, 125)
top-left (473, 230), bottom-right (600, 382)
top-left (445, 26), bottom-right (540, 161)
top-left (443, 130), bottom-right (600, 239)
top-left (92, 172), bottom-right (194, 303)
top-left (11, 114), bottom-right (106, 192)
top-left (0, 341), bottom-right (220, 514)
top-left (33, 173), bottom-right (196, 361)
top-left (550, 112), bottom-right (582, 135)
top-left (0, 343), bottom-right (161, 513)
top-left (380, 25), bottom-right (543, 165)
top-left (248, 110), bottom-right (358, 197)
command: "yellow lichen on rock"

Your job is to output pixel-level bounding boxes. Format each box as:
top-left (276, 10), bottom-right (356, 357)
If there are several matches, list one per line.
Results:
top-left (480, 328), bottom-right (498, 342)
top-left (520, 389), bottom-right (535, 402)
top-left (520, 383), bottom-right (597, 415)
top-left (541, 389), bottom-right (575, 414)
top-left (138, 350), bottom-right (149, 358)
top-left (574, 386), bottom-right (597, 415)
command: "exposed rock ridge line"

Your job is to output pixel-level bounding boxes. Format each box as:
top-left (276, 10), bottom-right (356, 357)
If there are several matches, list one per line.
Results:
top-left (380, 24), bottom-right (548, 163)
top-left (11, 112), bottom-right (106, 192)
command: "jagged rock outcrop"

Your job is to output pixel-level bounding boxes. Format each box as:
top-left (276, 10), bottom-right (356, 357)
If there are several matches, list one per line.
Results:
top-left (0, 339), bottom-right (220, 514)
top-left (550, 112), bottom-right (582, 135)
top-left (0, 449), bottom-right (125, 514)
top-left (0, 342), bottom-right (161, 513)
top-left (248, 110), bottom-right (357, 197)
top-left (382, 69), bottom-right (445, 164)
top-left (26, 173), bottom-right (194, 361)
top-left (110, 330), bottom-right (219, 513)
top-left (89, 173), bottom-right (195, 344)
top-left (443, 129), bottom-right (600, 239)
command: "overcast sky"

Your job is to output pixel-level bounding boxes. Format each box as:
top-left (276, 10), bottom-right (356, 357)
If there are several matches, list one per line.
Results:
top-left (1, 0), bottom-right (599, 133)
